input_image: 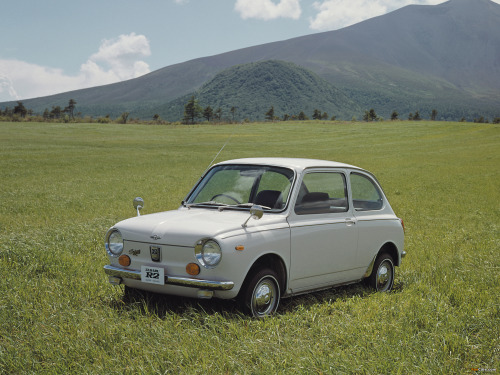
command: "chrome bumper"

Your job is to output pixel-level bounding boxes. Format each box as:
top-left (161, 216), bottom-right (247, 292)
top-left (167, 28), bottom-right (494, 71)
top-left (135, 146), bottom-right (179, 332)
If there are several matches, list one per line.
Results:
top-left (103, 265), bottom-right (234, 291)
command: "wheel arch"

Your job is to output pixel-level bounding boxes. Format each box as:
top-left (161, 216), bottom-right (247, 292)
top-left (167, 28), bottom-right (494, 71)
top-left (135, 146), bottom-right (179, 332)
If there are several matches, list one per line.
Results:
top-left (379, 242), bottom-right (401, 266)
top-left (364, 241), bottom-right (401, 279)
top-left (241, 253), bottom-right (288, 295)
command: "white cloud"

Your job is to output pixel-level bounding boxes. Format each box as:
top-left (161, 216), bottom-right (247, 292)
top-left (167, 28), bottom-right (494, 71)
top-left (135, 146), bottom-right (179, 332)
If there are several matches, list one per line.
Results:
top-left (309, 0), bottom-right (444, 31)
top-left (0, 73), bottom-right (20, 100)
top-left (0, 60), bottom-right (82, 102)
top-left (85, 33), bottom-right (151, 82)
top-left (235, 0), bottom-right (302, 20)
top-left (0, 32), bottom-right (151, 102)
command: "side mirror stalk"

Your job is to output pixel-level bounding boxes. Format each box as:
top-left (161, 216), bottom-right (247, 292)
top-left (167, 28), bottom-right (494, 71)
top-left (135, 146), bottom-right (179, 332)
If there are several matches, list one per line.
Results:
top-left (242, 205), bottom-right (264, 228)
top-left (133, 197), bottom-right (144, 216)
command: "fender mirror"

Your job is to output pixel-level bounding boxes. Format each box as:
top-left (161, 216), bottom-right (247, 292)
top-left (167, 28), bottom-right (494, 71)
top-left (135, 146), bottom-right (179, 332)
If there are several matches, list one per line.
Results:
top-left (133, 197), bottom-right (144, 216)
top-left (242, 205), bottom-right (264, 228)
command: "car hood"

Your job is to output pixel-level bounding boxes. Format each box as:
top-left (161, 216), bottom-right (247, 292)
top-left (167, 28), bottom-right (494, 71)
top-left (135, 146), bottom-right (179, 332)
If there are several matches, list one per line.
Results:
top-left (113, 207), bottom-right (288, 247)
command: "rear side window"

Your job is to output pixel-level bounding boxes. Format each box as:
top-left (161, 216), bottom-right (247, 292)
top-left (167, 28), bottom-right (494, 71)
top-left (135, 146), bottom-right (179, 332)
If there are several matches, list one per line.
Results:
top-left (295, 172), bottom-right (348, 215)
top-left (351, 172), bottom-right (383, 211)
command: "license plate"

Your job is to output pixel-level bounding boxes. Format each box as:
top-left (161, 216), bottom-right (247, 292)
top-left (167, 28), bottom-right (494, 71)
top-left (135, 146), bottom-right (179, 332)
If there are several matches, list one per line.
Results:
top-left (141, 266), bottom-right (165, 285)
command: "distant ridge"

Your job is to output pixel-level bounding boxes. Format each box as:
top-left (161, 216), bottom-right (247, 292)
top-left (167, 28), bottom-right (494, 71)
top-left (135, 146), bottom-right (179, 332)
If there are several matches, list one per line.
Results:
top-left (2, 0), bottom-right (499, 121)
top-left (149, 61), bottom-right (361, 121)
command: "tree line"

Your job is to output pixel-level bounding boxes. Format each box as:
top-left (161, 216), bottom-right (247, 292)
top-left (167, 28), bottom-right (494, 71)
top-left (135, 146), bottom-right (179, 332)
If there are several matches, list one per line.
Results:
top-left (1, 100), bottom-right (77, 122)
top-left (182, 96), bottom-right (330, 124)
top-left (2, 98), bottom-right (499, 124)
top-left (0, 99), bottom-right (140, 124)
top-left (184, 96), bottom-right (500, 124)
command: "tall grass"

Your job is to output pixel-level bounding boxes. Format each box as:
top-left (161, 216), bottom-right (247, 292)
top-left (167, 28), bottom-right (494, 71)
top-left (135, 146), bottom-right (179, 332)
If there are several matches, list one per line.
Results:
top-left (0, 121), bottom-right (498, 374)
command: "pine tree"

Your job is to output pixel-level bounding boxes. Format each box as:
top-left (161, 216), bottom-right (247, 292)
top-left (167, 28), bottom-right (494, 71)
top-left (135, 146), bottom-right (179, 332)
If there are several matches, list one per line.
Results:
top-left (63, 99), bottom-right (77, 119)
top-left (183, 96), bottom-right (202, 124)
top-left (265, 106), bottom-right (275, 121)
top-left (203, 106), bottom-right (214, 122)
top-left (13, 101), bottom-right (27, 118)
top-left (214, 107), bottom-right (222, 122)
top-left (312, 109), bottom-right (321, 120)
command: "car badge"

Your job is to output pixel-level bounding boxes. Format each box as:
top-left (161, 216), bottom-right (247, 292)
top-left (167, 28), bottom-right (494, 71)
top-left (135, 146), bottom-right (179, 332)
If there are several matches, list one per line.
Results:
top-left (129, 249), bottom-right (141, 256)
top-left (150, 246), bottom-right (161, 262)
top-left (150, 234), bottom-right (161, 240)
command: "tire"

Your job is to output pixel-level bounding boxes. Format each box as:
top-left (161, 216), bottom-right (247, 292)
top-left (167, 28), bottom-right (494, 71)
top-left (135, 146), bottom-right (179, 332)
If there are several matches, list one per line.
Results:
top-left (241, 268), bottom-right (281, 318)
top-left (368, 253), bottom-right (395, 292)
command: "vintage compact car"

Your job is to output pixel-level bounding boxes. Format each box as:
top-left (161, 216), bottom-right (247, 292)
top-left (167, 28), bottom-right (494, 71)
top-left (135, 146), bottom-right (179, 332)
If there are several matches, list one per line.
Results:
top-left (104, 158), bottom-right (405, 317)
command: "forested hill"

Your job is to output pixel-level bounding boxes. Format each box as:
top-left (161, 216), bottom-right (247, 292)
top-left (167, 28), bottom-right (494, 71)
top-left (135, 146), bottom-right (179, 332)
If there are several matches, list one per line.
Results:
top-left (149, 61), bottom-right (361, 121)
top-left (2, 0), bottom-right (499, 121)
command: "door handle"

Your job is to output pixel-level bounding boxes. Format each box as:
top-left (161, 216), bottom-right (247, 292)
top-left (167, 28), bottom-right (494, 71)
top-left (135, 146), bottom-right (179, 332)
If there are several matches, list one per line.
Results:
top-left (345, 218), bottom-right (356, 225)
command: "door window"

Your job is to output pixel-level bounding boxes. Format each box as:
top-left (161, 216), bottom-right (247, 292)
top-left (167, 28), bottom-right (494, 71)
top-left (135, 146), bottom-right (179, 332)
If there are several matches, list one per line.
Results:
top-left (294, 172), bottom-right (348, 215)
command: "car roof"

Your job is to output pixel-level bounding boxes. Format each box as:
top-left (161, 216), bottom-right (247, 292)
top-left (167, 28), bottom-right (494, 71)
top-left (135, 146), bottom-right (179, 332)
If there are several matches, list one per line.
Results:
top-left (215, 158), bottom-right (364, 172)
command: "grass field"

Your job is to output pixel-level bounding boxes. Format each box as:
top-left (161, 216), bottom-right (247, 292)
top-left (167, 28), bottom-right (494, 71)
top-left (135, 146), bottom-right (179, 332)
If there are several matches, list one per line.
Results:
top-left (0, 120), bottom-right (498, 374)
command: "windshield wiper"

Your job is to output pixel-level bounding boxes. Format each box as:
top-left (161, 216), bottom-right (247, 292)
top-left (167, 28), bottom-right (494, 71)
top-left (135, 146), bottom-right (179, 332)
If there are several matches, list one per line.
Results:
top-left (218, 203), bottom-right (272, 211)
top-left (184, 201), bottom-right (229, 209)
top-left (183, 201), bottom-right (272, 211)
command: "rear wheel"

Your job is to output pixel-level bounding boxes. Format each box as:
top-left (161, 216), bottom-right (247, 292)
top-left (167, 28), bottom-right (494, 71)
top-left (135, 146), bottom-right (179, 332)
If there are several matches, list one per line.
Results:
top-left (368, 253), bottom-right (394, 292)
top-left (241, 268), bottom-right (281, 318)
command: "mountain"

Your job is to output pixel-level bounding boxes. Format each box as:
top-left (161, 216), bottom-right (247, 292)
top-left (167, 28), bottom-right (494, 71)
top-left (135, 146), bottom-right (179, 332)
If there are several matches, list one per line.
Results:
top-left (149, 61), bottom-right (361, 121)
top-left (2, 0), bottom-right (499, 121)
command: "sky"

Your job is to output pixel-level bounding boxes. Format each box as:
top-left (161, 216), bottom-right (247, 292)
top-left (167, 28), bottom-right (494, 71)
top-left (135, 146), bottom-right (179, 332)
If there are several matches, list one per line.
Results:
top-left (1, 0), bottom-right (497, 102)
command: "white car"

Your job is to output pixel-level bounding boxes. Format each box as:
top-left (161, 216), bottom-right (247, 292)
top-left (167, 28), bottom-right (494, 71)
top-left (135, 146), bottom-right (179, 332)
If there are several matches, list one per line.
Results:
top-left (104, 158), bottom-right (405, 317)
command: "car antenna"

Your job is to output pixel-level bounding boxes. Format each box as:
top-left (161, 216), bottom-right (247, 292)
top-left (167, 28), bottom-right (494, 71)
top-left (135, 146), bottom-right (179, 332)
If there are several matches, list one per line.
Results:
top-left (200, 124), bottom-right (239, 177)
top-left (182, 124), bottom-right (240, 207)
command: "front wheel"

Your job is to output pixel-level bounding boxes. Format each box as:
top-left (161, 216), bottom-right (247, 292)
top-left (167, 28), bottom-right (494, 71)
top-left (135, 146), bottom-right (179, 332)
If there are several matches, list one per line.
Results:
top-left (241, 268), bottom-right (281, 318)
top-left (367, 253), bottom-right (395, 292)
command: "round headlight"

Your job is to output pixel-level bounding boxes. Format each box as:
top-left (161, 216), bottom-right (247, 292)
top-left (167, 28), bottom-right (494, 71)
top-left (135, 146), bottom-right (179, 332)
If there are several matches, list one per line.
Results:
top-left (195, 239), bottom-right (222, 268)
top-left (202, 240), bottom-right (222, 267)
top-left (106, 229), bottom-right (124, 257)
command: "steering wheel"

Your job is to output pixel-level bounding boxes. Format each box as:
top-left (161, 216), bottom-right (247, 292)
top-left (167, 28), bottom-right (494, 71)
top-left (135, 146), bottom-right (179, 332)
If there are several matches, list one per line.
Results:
top-left (210, 194), bottom-right (241, 204)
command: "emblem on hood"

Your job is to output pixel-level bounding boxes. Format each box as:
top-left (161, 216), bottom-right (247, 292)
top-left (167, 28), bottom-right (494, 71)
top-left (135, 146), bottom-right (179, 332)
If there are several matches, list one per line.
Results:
top-left (150, 234), bottom-right (161, 240)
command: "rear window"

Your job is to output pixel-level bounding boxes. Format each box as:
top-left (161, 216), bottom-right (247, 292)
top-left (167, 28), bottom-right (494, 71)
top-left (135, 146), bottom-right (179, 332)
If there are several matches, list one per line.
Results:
top-left (350, 172), bottom-right (383, 211)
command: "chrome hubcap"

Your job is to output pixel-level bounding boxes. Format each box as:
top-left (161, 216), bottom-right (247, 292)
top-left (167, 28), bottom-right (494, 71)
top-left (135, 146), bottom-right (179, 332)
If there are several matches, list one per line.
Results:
top-left (376, 260), bottom-right (393, 291)
top-left (255, 284), bottom-right (272, 308)
top-left (252, 277), bottom-right (278, 316)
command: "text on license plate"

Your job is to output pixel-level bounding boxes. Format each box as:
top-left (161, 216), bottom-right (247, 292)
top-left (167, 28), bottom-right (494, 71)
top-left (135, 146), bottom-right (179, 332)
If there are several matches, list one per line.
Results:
top-left (141, 266), bottom-right (165, 285)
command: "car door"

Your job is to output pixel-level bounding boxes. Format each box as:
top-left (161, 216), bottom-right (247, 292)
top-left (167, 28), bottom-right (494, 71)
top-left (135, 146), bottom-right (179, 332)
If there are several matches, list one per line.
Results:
top-left (287, 169), bottom-right (358, 293)
top-left (350, 171), bottom-right (397, 272)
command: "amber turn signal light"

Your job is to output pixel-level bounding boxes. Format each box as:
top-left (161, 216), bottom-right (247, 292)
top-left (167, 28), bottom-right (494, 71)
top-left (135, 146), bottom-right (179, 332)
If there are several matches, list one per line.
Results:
top-left (235, 245), bottom-right (245, 251)
top-left (118, 255), bottom-right (131, 267)
top-left (186, 263), bottom-right (200, 275)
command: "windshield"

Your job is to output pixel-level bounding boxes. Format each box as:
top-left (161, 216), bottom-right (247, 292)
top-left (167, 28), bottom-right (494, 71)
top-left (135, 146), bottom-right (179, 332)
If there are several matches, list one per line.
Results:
top-left (185, 164), bottom-right (295, 211)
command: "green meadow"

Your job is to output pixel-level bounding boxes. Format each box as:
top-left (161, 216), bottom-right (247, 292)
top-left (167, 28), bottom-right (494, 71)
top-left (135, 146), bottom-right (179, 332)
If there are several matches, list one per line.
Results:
top-left (0, 121), bottom-right (498, 374)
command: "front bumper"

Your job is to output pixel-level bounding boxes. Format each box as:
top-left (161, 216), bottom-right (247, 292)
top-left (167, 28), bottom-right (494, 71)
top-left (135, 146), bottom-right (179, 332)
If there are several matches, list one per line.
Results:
top-left (103, 265), bottom-right (234, 291)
